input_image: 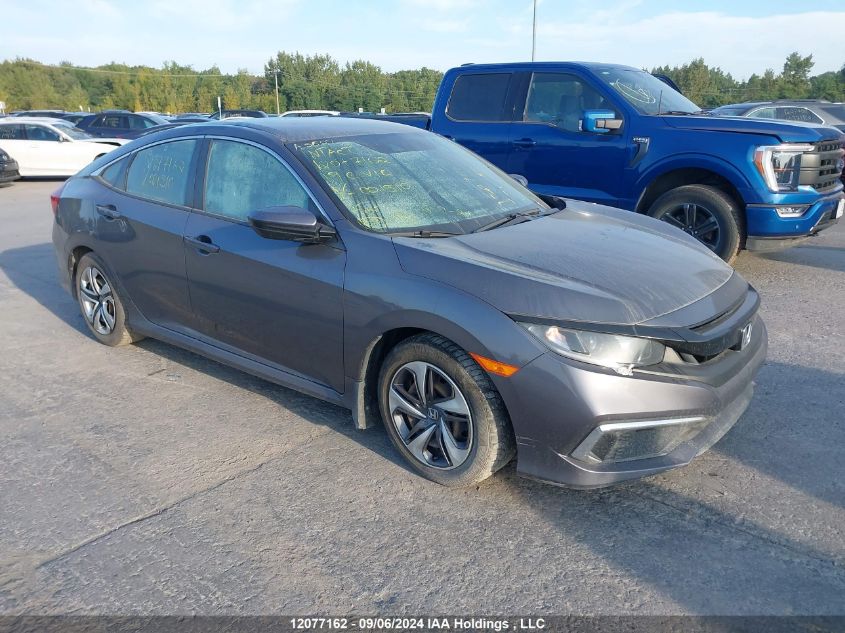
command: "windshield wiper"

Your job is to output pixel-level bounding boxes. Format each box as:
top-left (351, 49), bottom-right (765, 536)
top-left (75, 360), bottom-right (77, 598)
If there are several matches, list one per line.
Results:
top-left (472, 207), bottom-right (555, 233)
top-left (389, 229), bottom-right (463, 238)
top-left (659, 110), bottom-right (711, 116)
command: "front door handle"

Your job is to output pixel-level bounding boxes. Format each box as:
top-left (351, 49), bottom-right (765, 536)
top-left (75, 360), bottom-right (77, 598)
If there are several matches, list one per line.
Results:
top-left (513, 138), bottom-right (537, 148)
top-left (96, 203), bottom-right (121, 219)
top-left (184, 235), bottom-right (220, 254)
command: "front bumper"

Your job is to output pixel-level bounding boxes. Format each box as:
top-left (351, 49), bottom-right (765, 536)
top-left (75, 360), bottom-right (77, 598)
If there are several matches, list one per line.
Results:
top-left (505, 317), bottom-right (767, 489)
top-left (745, 192), bottom-right (843, 251)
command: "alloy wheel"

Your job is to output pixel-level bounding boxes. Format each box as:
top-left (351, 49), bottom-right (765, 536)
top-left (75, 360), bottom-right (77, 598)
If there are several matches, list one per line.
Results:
top-left (79, 266), bottom-right (116, 335)
top-left (388, 361), bottom-right (473, 470)
top-left (659, 202), bottom-right (721, 251)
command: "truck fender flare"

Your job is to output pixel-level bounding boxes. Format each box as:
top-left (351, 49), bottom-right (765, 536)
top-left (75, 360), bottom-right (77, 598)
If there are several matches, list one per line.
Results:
top-left (634, 154), bottom-right (754, 213)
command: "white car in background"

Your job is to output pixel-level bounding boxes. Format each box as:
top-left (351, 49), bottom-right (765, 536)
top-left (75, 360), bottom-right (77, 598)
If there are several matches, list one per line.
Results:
top-left (0, 118), bottom-right (127, 177)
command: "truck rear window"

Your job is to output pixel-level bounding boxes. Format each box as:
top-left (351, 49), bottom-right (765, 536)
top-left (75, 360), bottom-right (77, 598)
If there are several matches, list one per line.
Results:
top-left (447, 73), bottom-right (512, 122)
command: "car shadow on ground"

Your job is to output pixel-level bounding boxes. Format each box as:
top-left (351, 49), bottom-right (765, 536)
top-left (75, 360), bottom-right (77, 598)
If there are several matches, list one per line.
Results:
top-left (757, 242), bottom-right (845, 273)
top-left (0, 241), bottom-right (406, 471)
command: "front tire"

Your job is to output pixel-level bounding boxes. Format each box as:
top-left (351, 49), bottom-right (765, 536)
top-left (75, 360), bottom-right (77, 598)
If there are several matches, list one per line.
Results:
top-left (647, 184), bottom-right (744, 263)
top-left (75, 252), bottom-right (141, 346)
top-left (378, 333), bottom-right (515, 486)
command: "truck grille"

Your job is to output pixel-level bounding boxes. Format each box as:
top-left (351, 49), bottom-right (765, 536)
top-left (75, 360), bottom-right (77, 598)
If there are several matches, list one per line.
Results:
top-left (800, 140), bottom-right (845, 193)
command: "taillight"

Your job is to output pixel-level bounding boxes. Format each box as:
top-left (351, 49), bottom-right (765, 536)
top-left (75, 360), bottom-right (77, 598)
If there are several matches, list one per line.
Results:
top-left (50, 183), bottom-right (66, 216)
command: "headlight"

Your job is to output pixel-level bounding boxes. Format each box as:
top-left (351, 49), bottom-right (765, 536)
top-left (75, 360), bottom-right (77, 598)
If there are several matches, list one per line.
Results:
top-left (519, 323), bottom-right (665, 375)
top-left (753, 144), bottom-right (813, 192)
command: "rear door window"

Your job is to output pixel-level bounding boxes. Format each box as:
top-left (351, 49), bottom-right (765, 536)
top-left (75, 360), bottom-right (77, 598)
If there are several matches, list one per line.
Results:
top-left (447, 73), bottom-right (512, 122)
top-left (125, 140), bottom-right (197, 206)
top-left (776, 107), bottom-right (823, 124)
top-left (203, 139), bottom-right (311, 222)
top-left (97, 114), bottom-right (128, 130)
top-left (0, 124), bottom-right (24, 140)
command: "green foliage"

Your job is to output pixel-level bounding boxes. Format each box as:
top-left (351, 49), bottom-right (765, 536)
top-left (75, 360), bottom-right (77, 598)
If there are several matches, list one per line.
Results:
top-left (652, 52), bottom-right (845, 107)
top-left (0, 51), bottom-right (442, 114)
top-left (1, 51), bottom-right (842, 114)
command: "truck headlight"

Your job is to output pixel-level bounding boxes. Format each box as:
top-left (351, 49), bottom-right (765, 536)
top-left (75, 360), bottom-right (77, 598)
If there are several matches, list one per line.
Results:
top-left (519, 323), bottom-right (665, 375)
top-left (753, 144), bottom-right (813, 192)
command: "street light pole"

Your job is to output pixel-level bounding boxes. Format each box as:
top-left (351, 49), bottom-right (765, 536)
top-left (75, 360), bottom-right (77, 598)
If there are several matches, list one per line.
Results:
top-left (274, 69), bottom-right (280, 115)
top-left (531, 0), bottom-right (537, 61)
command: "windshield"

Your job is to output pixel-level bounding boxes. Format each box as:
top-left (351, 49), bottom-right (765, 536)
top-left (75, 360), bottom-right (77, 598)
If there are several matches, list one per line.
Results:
top-left (53, 121), bottom-right (93, 139)
top-left (593, 68), bottom-right (701, 115)
top-left (289, 132), bottom-right (545, 234)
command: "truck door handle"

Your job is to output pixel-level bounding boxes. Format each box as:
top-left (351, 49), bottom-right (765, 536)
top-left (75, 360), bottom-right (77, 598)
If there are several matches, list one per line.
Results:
top-left (513, 138), bottom-right (536, 148)
top-left (185, 235), bottom-right (220, 254)
top-left (95, 204), bottom-right (121, 219)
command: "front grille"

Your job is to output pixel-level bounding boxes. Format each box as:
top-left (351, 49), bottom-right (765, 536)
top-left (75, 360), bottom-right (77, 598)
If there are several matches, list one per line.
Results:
top-left (800, 140), bottom-right (845, 193)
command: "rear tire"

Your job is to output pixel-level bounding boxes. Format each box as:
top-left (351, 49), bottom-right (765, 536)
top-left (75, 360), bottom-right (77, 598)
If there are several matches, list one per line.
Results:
top-left (378, 333), bottom-right (516, 487)
top-left (75, 252), bottom-right (142, 346)
top-left (647, 184), bottom-right (743, 263)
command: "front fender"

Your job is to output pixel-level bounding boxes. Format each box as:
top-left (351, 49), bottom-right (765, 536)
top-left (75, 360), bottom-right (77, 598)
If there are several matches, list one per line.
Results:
top-left (634, 153), bottom-right (756, 208)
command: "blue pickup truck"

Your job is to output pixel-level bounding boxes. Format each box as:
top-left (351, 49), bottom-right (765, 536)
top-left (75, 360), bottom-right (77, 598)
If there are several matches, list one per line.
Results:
top-left (385, 62), bottom-right (845, 261)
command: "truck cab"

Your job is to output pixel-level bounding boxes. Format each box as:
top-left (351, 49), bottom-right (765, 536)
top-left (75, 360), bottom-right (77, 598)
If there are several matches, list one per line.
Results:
top-left (428, 62), bottom-right (845, 261)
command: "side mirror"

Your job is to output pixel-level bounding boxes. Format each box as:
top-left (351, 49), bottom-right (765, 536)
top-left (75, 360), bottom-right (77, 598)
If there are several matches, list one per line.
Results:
top-left (583, 110), bottom-right (623, 134)
top-left (538, 194), bottom-right (567, 210)
top-left (248, 206), bottom-right (336, 244)
top-left (509, 173), bottom-right (529, 187)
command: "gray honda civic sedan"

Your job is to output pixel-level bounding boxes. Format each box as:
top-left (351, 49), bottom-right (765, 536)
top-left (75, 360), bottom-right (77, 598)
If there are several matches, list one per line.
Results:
top-left (52, 117), bottom-right (767, 488)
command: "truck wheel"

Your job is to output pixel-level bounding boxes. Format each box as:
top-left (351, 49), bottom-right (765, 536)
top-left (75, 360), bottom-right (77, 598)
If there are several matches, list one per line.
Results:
top-left (378, 333), bottom-right (516, 487)
top-left (647, 185), bottom-right (743, 263)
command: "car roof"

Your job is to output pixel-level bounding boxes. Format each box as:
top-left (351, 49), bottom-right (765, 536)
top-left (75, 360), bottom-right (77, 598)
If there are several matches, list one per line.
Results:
top-left (0, 117), bottom-right (67, 125)
top-left (161, 116), bottom-right (424, 144)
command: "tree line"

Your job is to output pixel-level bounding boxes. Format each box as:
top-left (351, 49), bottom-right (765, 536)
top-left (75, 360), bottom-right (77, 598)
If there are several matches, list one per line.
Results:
top-left (0, 51), bottom-right (842, 114)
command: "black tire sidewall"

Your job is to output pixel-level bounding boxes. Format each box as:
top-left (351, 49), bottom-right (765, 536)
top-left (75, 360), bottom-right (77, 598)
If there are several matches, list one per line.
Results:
top-left (75, 253), bottom-right (131, 346)
top-left (377, 337), bottom-right (507, 486)
top-left (648, 185), bottom-right (742, 262)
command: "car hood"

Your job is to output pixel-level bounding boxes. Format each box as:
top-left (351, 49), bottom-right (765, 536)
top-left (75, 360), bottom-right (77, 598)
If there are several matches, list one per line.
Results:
top-left (664, 115), bottom-right (844, 143)
top-left (393, 201), bottom-right (737, 326)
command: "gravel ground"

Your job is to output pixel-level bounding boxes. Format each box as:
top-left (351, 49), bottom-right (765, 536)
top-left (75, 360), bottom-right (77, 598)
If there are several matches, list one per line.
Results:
top-left (0, 180), bottom-right (843, 616)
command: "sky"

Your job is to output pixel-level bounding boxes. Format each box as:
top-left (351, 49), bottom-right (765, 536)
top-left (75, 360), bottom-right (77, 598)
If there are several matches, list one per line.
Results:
top-left (1, 0), bottom-right (844, 79)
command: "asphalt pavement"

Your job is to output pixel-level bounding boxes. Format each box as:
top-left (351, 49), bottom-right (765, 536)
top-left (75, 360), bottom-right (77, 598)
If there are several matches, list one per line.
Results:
top-left (0, 180), bottom-right (843, 616)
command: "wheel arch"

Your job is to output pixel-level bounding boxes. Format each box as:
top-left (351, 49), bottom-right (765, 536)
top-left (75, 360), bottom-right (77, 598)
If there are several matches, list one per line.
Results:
top-left (635, 166), bottom-right (746, 215)
top-left (68, 245), bottom-right (94, 299)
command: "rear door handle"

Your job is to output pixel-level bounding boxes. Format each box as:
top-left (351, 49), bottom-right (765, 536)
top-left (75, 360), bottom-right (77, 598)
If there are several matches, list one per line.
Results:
top-left (95, 203), bottom-right (121, 219)
top-left (184, 235), bottom-right (220, 254)
top-left (513, 138), bottom-right (537, 148)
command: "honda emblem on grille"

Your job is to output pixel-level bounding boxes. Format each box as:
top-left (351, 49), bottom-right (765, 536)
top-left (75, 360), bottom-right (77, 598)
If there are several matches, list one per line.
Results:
top-left (740, 322), bottom-right (753, 349)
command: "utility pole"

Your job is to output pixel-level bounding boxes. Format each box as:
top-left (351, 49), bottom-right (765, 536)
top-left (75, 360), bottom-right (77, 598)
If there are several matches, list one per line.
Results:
top-left (274, 69), bottom-right (280, 115)
top-left (531, 0), bottom-right (538, 61)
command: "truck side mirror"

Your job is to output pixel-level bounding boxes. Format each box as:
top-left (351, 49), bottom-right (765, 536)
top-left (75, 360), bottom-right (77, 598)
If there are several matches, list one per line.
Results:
top-left (583, 110), bottom-right (623, 134)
